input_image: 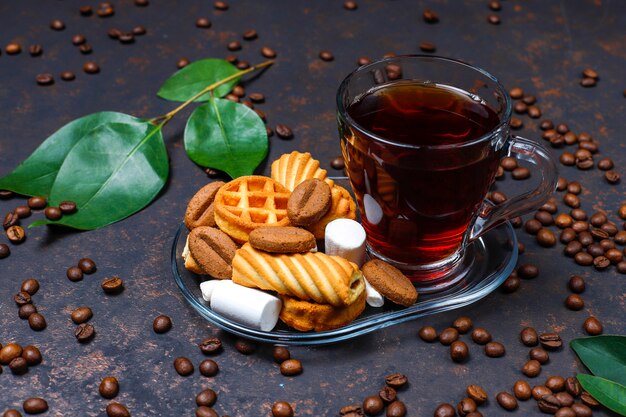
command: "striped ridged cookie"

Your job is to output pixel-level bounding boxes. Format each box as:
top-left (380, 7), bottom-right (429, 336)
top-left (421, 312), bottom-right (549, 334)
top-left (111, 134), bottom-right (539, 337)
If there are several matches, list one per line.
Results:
top-left (232, 243), bottom-right (364, 307)
top-left (271, 151), bottom-right (334, 191)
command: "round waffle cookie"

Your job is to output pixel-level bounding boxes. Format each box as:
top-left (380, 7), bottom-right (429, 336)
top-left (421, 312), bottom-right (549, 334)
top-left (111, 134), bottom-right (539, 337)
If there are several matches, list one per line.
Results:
top-left (214, 176), bottom-right (292, 243)
top-left (279, 290), bottom-right (366, 332)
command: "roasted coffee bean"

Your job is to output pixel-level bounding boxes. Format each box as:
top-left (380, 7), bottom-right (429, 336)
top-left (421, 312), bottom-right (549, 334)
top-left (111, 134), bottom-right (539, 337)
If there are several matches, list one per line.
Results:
top-left (587, 244), bottom-right (604, 257)
top-left (153, 315), bottom-right (172, 333)
top-left (571, 208), bottom-right (587, 221)
top-left (422, 9), bottom-right (439, 22)
top-left (21, 345), bottom-right (42, 366)
top-left (457, 398), bottom-right (477, 416)
top-left (248, 93), bottom-right (265, 104)
top-left (340, 404), bottom-right (362, 416)
top-left (67, 266), bottom-right (84, 282)
top-left (132, 25), bottom-right (146, 36)
top-left (173, 357), bottom-right (194, 376)
top-left (15, 205), bottom-right (31, 218)
top-left (177, 57), bottom-right (190, 68)
top-left (555, 407), bottom-right (576, 417)
top-left (261, 46), bottom-right (277, 58)
top-left (23, 398), bottom-right (48, 414)
top-left (379, 386), bottom-right (397, 403)
top-left (4, 211), bottom-right (19, 229)
top-left (556, 176), bottom-right (568, 190)
top-left (512, 167), bottom-right (530, 180)
top-left (50, 19), bottom-right (65, 30)
top-left (434, 404), bottom-right (456, 417)
top-left (511, 216), bottom-right (522, 227)
top-left (18, 304), bottom-right (37, 319)
top-left (601, 238), bottom-right (617, 250)
top-left (105, 402), bottom-right (130, 417)
top-left (108, 28), bottom-right (122, 39)
top-left (199, 359), bottom-right (219, 377)
top-left (419, 41), bottom-right (436, 52)
top-left (79, 43), bottom-right (93, 54)
top-left (565, 294), bottom-right (584, 310)
top-left (576, 158), bottom-right (594, 170)
top-left (555, 214), bottom-right (573, 229)
top-left (487, 14), bottom-right (501, 24)
top-left (556, 392), bottom-right (575, 407)
top-left (593, 255), bottom-right (610, 270)
top-left (537, 228), bottom-right (556, 247)
top-left (580, 77), bottom-right (596, 87)
top-left (485, 341), bottom-right (505, 357)
top-left (508, 87), bottom-right (524, 99)
top-left (589, 212), bottom-right (607, 227)
top-left (280, 359), bottom-right (303, 376)
top-left (513, 380), bottom-right (532, 400)
top-left (14, 291), bottom-right (32, 306)
top-left (496, 392), bottom-right (518, 411)
top-left (385, 373), bottom-right (407, 388)
top-left (540, 200), bottom-right (558, 214)
top-left (418, 326), bottom-right (438, 342)
top-left (196, 17), bottom-right (211, 28)
top-left (564, 193), bottom-right (580, 208)
top-left (518, 264), bottom-right (539, 279)
top-left (500, 156), bottom-right (518, 171)
top-left (7, 225), bottom-right (25, 243)
top-left (501, 274), bottom-right (520, 293)
top-left (99, 376), bottom-right (119, 399)
top-left (471, 327), bottom-right (492, 344)
top-left (510, 117), bottom-right (523, 129)
top-left (452, 317), bottom-right (473, 334)
top-left (527, 105), bottom-right (542, 118)
top-left (234, 338), bottom-right (256, 354)
top-left (28, 313), bottom-right (46, 331)
top-left (83, 61), bottom-right (100, 74)
top-left (438, 327), bottom-right (459, 345)
top-left (591, 228), bottom-right (609, 241)
top-left (583, 317), bottom-right (603, 335)
top-left (529, 348), bottom-right (550, 364)
top-left (545, 376), bottom-right (566, 392)
top-left (466, 385), bottom-right (488, 404)
top-left (520, 327), bottom-right (538, 346)
top-left (75, 323), bottom-right (95, 342)
top-left (513, 101), bottom-right (527, 114)
top-left (450, 341), bottom-right (469, 362)
top-left (601, 222), bottom-right (618, 236)
top-left (0, 243), bottom-right (11, 258)
top-left (386, 400), bottom-right (406, 417)
top-left (563, 239), bottom-right (581, 255)
top-left (330, 156), bottom-right (345, 170)
top-left (29, 44), bottom-right (43, 56)
top-left (578, 231), bottom-right (593, 246)
top-left (101, 277), bottom-right (124, 294)
top-left (580, 392), bottom-right (600, 408)
top-left (605, 170), bottom-right (620, 184)
top-left (196, 407), bottom-right (218, 417)
top-left (72, 34), bottom-right (86, 45)
top-left (571, 403), bottom-right (593, 417)
top-left (196, 388), bottom-right (217, 407)
top-left (362, 396), bottom-right (383, 415)
top-left (532, 385), bottom-right (552, 400)
top-left (539, 333), bottom-right (562, 350)
top-left (617, 261), bottom-right (626, 274)
top-left (71, 306), bottom-right (93, 324)
top-left (9, 356), bottom-right (28, 374)
top-left (538, 395), bottom-right (562, 413)
top-left (490, 191), bottom-right (507, 204)
top-left (28, 196), bottom-right (47, 209)
top-left (564, 377), bottom-right (582, 397)
top-left (319, 50), bottom-right (334, 61)
top-left (199, 337), bottom-right (222, 355)
top-left (606, 248), bottom-right (624, 263)
top-left (78, 257), bottom-right (96, 273)
top-left (227, 40), bottom-right (241, 51)
top-left (575, 252), bottom-right (594, 266)
top-left (60, 71), bottom-right (76, 81)
top-left (272, 401), bottom-right (294, 417)
top-left (0, 343), bottom-right (23, 364)
top-left (522, 359), bottom-right (541, 377)
top-left (274, 124), bottom-right (294, 139)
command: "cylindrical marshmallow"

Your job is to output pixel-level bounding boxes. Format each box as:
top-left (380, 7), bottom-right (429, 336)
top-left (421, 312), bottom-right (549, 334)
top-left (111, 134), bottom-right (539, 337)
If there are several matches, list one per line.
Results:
top-left (209, 280), bottom-right (282, 332)
top-left (364, 278), bottom-right (385, 307)
top-left (324, 218), bottom-right (367, 267)
top-left (200, 279), bottom-right (223, 302)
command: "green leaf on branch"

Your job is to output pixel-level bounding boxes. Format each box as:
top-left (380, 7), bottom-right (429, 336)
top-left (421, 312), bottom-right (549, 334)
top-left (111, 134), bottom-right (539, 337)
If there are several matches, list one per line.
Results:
top-left (577, 374), bottom-right (626, 415)
top-left (184, 96), bottom-right (267, 179)
top-left (571, 336), bottom-right (626, 386)
top-left (0, 112), bottom-right (145, 197)
top-left (157, 59), bottom-right (240, 102)
top-left (30, 121), bottom-right (168, 230)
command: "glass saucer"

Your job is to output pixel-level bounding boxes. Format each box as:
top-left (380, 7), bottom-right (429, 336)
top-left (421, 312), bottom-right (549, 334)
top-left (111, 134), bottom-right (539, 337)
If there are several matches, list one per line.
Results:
top-left (171, 219), bottom-right (518, 346)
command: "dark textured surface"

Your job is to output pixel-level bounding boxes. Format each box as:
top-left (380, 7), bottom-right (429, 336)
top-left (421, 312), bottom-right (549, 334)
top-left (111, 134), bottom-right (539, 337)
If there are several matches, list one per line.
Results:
top-left (0, 1), bottom-right (625, 416)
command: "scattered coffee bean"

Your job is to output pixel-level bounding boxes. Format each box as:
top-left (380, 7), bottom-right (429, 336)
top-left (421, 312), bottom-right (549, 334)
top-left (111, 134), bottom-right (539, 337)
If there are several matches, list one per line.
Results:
top-left (537, 228), bottom-right (556, 247)
top-left (510, 117), bottom-right (523, 129)
top-left (177, 57), bottom-right (190, 68)
top-left (556, 392), bottom-right (575, 408)
top-left (108, 28), bottom-right (122, 39)
top-left (513, 380), bottom-right (532, 400)
top-left (555, 213), bottom-right (573, 228)
top-left (60, 71), bottom-right (76, 81)
top-left (13, 206), bottom-right (30, 219)
top-left (196, 406), bottom-right (218, 417)
top-left (580, 392), bottom-right (600, 408)
top-left (173, 357), bottom-right (194, 376)
top-left (501, 274), bottom-right (520, 293)
top-left (418, 325), bottom-right (438, 342)
top-left (234, 338), bottom-right (256, 354)
top-left (71, 306), bottom-right (93, 324)
top-left (434, 403), bottom-right (456, 417)
top-left (422, 9), bottom-right (439, 23)
top-left (450, 341), bottom-right (469, 362)
top-left (0, 243), bottom-right (11, 258)
top-left (496, 392), bottom-right (517, 410)
top-left (330, 156), bottom-right (345, 170)
top-left (532, 385), bottom-right (552, 401)
top-left (386, 400), bottom-right (407, 417)
top-left (272, 401), bottom-right (294, 417)
top-left (419, 41), bottom-right (436, 52)
top-left (376, 386), bottom-right (396, 404)
top-left (452, 317), bottom-right (473, 334)
top-left (50, 19), bottom-right (65, 30)
top-left (471, 327), bottom-right (492, 344)
top-left (518, 264), bottom-right (539, 279)
top-left (132, 26), bottom-right (146, 36)
top-left (580, 77), bottom-right (596, 87)
top-left (571, 403), bottom-right (593, 417)
top-left (67, 266), bottom-right (84, 282)
top-left (362, 396), bottom-right (383, 415)
top-left (522, 359), bottom-right (542, 377)
top-left (583, 316), bottom-right (603, 335)
top-left (605, 170), bottom-right (620, 184)
top-left (227, 41), bottom-right (241, 51)
top-left (564, 377), bottom-right (582, 397)
top-left (538, 394), bottom-right (562, 413)
top-left (199, 337), bottom-right (222, 355)
top-left (529, 347), bottom-right (550, 364)
top-left (457, 397), bottom-right (477, 416)
top-left (501, 156), bottom-right (518, 170)
top-left (101, 277), bottom-right (124, 294)
top-left (466, 385), bottom-right (488, 404)
top-left (75, 323), bottom-right (95, 342)
top-left (117, 33), bottom-right (133, 44)
top-left (439, 327), bottom-right (459, 345)
top-left (539, 333), bottom-right (562, 350)
top-left (9, 356), bottom-right (28, 374)
top-left (275, 124), bottom-right (293, 139)
top-left (23, 398), bottom-right (48, 414)
top-left (99, 376), bottom-right (120, 399)
top-left (105, 402), bottom-right (130, 417)
top-left (575, 252), bottom-right (593, 266)
top-left (535, 211), bottom-right (554, 226)
top-left (29, 44), bottom-right (43, 56)
top-left (196, 388), bottom-right (217, 407)
top-left (563, 193), bottom-right (580, 208)
top-left (280, 359), bottom-right (303, 376)
top-left (83, 61), bottom-right (100, 74)
top-left (487, 14), bottom-right (501, 24)
top-left (5, 43), bottom-right (22, 55)
top-left (21, 345), bottom-right (42, 366)
top-left (520, 327), bottom-right (538, 346)
top-left (199, 359), bottom-right (219, 377)
top-left (261, 46), bottom-right (277, 58)
top-left (565, 294), bottom-right (584, 310)
top-left (18, 303), bottom-right (37, 320)
top-left (485, 341), bottom-right (505, 357)
top-left (214, 1), bottom-right (229, 10)
top-left (14, 291), bottom-right (31, 306)
top-left (593, 255), bottom-right (610, 270)
top-left (78, 258), bottom-right (97, 274)
top-left (512, 167), bottom-right (530, 180)
top-left (36, 73), bottom-right (56, 86)
top-left (0, 343), bottom-right (23, 365)
top-left (545, 376), bottom-right (566, 392)
top-left (20, 278), bottom-right (39, 295)
top-left (28, 313), bottom-right (47, 331)
top-left (153, 314), bottom-right (172, 333)
top-left (4, 211), bottom-right (19, 230)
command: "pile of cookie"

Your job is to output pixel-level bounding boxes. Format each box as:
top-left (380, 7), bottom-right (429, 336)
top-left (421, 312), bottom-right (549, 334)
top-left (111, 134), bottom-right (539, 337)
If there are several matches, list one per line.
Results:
top-left (182, 151), bottom-right (418, 332)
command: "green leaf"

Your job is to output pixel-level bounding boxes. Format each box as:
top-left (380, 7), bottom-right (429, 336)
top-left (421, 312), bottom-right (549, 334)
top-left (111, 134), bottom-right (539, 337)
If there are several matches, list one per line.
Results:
top-left (184, 96), bottom-right (268, 179)
top-left (30, 121), bottom-right (168, 230)
top-left (157, 58), bottom-right (239, 102)
top-left (571, 336), bottom-right (626, 386)
top-left (0, 112), bottom-right (144, 197)
top-left (577, 374), bottom-right (626, 415)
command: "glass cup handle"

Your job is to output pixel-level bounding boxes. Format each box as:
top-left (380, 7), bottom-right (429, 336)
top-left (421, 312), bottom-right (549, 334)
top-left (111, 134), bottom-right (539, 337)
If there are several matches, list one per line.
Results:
top-left (470, 136), bottom-right (559, 241)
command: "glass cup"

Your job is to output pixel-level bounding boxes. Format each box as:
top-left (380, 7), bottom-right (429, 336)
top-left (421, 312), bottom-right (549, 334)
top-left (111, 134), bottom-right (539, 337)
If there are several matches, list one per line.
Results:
top-left (336, 55), bottom-right (558, 292)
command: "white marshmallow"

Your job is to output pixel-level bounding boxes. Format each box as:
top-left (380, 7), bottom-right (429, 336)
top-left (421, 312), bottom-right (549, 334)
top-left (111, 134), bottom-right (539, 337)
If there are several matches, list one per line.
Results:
top-left (324, 219), bottom-right (367, 267)
top-left (200, 279), bottom-right (223, 302)
top-left (209, 280), bottom-right (282, 332)
top-left (364, 278), bottom-right (384, 308)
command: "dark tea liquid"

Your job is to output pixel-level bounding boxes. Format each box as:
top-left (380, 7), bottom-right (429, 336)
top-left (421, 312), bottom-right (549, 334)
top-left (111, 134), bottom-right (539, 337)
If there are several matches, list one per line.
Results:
top-left (342, 80), bottom-right (503, 273)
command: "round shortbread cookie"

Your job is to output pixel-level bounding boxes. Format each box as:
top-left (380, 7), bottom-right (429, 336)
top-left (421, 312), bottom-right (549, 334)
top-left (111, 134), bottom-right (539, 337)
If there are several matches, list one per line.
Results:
top-left (184, 181), bottom-right (225, 230)
top-left (189, 226), bottom-right (238, 279)
top-left (361, 260), bottom-right (418, 307)
top-left (249, 226), bottom-right (316, 253)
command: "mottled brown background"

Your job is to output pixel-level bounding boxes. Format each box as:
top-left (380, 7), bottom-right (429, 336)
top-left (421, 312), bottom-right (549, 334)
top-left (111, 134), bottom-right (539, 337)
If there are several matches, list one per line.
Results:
top-left (0, 0), bottom-right (625, 416)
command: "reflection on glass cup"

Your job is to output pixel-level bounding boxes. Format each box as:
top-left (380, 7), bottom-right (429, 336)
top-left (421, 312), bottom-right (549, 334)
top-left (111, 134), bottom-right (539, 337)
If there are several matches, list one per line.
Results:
top-left (337, 55), bottom-right (558, 291)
